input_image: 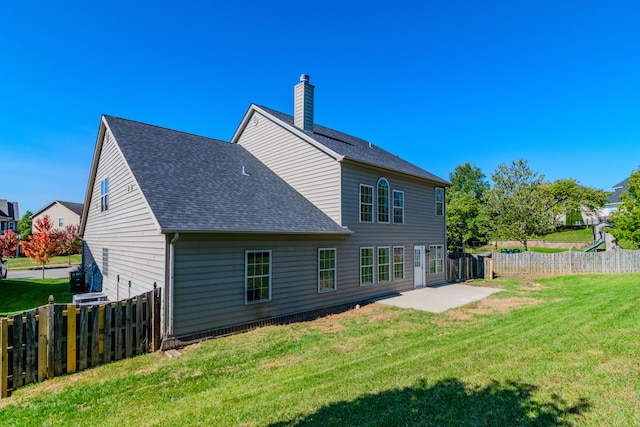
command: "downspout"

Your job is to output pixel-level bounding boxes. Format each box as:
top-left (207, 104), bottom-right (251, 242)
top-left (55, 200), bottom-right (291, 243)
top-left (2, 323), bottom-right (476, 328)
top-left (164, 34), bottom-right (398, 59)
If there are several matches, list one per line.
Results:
top-left (168, 232), bottom-right (180, 337)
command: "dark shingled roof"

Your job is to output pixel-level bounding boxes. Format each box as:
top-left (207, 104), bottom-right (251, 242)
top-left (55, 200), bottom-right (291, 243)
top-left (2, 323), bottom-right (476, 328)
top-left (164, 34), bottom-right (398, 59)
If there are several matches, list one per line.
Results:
top-left (255, 105), bottom-right (450, 185)
top-left (104, 116), bottom-right (349, 234)
top-left (0, 200), bottom-right (19, 221)
top-left (58, 201), bottom-right (84, 217)
top-left (608, 177), bottom-right (630, 205)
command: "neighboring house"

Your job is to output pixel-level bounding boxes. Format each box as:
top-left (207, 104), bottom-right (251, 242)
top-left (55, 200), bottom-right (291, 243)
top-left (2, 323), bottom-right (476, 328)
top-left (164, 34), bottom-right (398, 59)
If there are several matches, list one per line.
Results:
top-left (601, 177), bottom-right (629, 218)
top-left (0, 200), bottom-right (19, 234)
top-left (81, 75), bottom-right (450, 346)
top-left (31, 200), bottom-right (84, 232)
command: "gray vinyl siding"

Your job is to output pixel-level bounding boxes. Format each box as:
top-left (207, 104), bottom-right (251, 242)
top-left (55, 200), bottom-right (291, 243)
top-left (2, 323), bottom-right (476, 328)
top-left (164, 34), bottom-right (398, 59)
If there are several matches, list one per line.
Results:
top-left (170, 162), bottom-right (447, 337)
top-left (236, 111), bottom-right (342, 225)
top-left (82, 129), bottom-right (166, 300)
top-left (341, 162), bottom-right (447, 286)
top-left (172, 233), bottom-right (411, 337)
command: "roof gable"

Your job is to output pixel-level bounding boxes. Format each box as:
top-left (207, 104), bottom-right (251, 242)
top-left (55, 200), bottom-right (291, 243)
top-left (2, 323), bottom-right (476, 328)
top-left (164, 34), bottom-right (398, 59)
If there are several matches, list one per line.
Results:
top-left (98, 116), bottom-right (348, 234)
top-left (608, 177), bottom-right (630, 205)
top-left (33, 201), bottom-right (84, 218)
top-left (237, 105), bottom-right (449, 185)
top-left (0, 200), bottom-right (19, 221)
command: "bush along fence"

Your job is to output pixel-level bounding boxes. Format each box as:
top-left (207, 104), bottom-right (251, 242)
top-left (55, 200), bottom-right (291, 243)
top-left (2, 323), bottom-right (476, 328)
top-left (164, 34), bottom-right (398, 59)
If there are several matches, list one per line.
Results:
top-left (488, 249), bottom-right (640, 276)
top-left (0, 287), bottom-right (161, 398)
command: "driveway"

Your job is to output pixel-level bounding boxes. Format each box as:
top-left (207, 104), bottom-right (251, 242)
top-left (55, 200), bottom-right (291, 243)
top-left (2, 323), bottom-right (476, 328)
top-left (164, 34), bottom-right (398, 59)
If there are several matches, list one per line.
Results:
top-left (6, 266), bottom-right (77, 280)
top-left (375, 283), bottom-right (502, 313)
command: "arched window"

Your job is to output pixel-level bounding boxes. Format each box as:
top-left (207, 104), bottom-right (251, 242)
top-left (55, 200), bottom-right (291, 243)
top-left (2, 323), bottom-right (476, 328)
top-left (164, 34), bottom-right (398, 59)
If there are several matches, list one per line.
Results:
top-left (377, 178), bottom-right (389, 223)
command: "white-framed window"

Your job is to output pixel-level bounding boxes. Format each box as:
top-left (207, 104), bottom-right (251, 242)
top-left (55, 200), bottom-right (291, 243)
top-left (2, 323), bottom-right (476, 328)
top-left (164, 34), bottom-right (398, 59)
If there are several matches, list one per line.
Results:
top-left (377, 246), bottom-right (390, 282)
top-left (58, 218), bottom-right (64, 227)
top-left (102, 248), bottom-right (109, 277)
top-left (435, 188), bottom-right (444, 216)
top-left (245, 250), bottom-right (272, 303)
top-left (100, 177), bottom-right (109, 212)
top-left (429, 245), bottom-right (444, 274)
top-left (360, 247), bottom-right (374, 285)
top-left (393, 246), bottom-right (405, 280)
top-left (393, 190), bottom-right (404, 224)
top-left (359, 184), bottom-right (374, 222)
top-left (318, 248), bottom-right (337, 292)
top-left (377, 178), bottom-right (390, 223)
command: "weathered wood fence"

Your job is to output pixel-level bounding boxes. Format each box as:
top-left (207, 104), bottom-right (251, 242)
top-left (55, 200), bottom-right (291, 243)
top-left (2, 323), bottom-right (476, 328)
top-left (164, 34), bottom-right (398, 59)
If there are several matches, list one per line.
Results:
top-left (490, 249), bottom-right (640, 275)
top-left (0, 287), bottom-right (161, 398)
top-left (448, 253), bottom-right (487, 282)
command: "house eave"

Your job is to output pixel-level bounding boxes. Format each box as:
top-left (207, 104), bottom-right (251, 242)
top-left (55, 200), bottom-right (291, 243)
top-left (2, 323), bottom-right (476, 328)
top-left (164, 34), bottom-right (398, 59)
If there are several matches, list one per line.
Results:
top-left (160, 227), bottom-right (353, 236)
top-left (340, 157), bottom-right (451, 187)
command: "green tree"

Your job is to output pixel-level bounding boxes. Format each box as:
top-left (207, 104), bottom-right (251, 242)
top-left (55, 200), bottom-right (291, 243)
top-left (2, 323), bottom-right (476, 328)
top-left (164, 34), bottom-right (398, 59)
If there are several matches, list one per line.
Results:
top-left (483, 159), bottom-right (554, 251)
top-left (609, 170), bottom-right (640, 247)
top-left (450, 162), bottom-right (490, 199)
top-left (539, 178), bottom-right (608, 226)
top-left (446, 163), bottom-right (490, 252)
top-left (18, 210), bottom-right (33, 242)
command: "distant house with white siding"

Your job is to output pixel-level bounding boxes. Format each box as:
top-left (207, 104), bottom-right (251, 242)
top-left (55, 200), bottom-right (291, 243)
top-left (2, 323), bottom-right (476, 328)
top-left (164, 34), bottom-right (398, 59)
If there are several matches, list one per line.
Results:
top-left (32, 200), bottom-right (84, 232)
top-left (0, 200), bottom-right (19, 234)
top-left (80, 75), bottom-right (450, 347)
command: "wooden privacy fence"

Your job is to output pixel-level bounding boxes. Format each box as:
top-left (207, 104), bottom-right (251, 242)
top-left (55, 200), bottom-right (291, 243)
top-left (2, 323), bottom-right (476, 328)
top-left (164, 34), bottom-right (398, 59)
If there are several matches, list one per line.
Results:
top-left (490, 249), bottom-right (640, 275)
top-left (1, 287), bottom-right (161, 398)
top-left (448, 253), bottom-right (487, 282)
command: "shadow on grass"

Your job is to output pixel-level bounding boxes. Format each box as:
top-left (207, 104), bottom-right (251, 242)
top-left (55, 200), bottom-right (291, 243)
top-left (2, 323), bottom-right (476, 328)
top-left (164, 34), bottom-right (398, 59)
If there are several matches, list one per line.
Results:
top-left (270, 378), bottom-right (590, 427)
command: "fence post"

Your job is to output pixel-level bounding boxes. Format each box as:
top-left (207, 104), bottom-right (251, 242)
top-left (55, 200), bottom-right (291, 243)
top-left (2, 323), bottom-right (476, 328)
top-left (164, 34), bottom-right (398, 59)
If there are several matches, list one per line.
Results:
top-left (47, 296), bottom-right (55, 379)
top-left (38, 304), bottom-right (48, 381)
top-left (151, 285), bottom-right (161, 351)
top-left (67, 304), bottom-right (77, 374)
top-left (1, 318), bottom-right (8, 398)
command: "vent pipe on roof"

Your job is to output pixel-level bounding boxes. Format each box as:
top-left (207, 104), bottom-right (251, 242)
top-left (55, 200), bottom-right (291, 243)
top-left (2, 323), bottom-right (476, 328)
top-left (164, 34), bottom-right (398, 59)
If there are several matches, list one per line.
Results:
top-left (294, 74), bottom-right (314, 132)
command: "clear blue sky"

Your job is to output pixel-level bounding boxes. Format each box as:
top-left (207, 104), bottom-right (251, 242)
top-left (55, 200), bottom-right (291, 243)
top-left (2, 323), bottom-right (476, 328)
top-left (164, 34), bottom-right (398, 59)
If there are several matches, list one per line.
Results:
top-left (2, 1), bottom-right (639, 216)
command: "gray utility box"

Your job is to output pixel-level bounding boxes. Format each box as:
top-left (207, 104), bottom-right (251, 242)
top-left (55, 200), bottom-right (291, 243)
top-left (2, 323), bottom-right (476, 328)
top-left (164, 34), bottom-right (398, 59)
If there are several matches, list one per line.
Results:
top-left (72, 292), bottom-right (109, 305)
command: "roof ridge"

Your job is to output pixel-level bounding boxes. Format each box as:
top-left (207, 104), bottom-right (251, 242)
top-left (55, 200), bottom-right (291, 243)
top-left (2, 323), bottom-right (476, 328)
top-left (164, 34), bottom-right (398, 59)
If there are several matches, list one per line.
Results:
top-left (104, 115), bottom-right (229, 144)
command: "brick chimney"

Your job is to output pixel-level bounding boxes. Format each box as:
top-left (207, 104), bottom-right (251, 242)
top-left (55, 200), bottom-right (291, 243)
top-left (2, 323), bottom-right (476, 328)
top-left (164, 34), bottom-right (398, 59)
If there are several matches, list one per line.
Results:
top-left (294, 74), bottom-right (314, 132)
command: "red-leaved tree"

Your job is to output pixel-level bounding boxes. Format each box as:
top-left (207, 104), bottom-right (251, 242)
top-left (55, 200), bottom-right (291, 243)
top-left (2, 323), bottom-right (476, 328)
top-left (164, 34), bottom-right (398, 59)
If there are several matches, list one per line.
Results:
top-left (0, 229), bottom-right (19, 258)
top-left (57, 224), bottom-right (82, 264)
top-left (21, 215), bottom-right (60, 279)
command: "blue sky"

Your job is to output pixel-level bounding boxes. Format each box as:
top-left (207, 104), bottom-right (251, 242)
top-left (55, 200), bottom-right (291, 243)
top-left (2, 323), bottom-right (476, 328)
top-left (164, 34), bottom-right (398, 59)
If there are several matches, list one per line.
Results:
top-left (2, 1), bottom-right (639, 216)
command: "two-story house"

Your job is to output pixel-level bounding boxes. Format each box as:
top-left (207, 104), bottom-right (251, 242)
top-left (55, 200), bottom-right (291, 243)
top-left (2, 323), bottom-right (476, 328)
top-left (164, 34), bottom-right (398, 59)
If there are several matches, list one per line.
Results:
top-left (81, 75), bottom-right (449, 348)
top-left (0, 200), bottom-right (19, 234)
top-left (32, 200), bottom-right (84, 232)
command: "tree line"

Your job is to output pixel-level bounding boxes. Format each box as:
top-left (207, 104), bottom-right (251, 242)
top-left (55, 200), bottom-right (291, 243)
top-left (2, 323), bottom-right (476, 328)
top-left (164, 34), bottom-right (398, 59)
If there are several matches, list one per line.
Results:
top-left (446, 159), bottom-right (640, 252)
top-left (0, 215), bottom-right (81, 278)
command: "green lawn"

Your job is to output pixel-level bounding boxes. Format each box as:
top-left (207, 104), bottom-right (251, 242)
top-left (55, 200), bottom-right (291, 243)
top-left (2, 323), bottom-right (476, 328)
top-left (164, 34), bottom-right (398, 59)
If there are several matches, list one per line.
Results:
top-left (6, 254), bottom-right (81, 270)
top-left (540, 227), bottom-right (593, 242)
top-left (0, 278), bottom-right (72, 316)
top-left (529, 247), bottom-right (568, 253)
top-left (1, 274), bottom-right (639, 425)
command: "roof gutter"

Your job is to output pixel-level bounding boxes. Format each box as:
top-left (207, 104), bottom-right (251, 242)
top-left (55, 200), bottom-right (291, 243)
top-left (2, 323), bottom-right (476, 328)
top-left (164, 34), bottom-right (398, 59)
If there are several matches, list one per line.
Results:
top-left (159, 227), bottom-right (353, 235)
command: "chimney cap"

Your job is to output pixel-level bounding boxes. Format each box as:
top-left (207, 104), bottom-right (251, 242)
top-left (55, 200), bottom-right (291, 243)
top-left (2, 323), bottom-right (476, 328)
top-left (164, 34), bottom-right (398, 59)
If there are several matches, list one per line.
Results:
top-left (300, 74), bottom-right (310, 83)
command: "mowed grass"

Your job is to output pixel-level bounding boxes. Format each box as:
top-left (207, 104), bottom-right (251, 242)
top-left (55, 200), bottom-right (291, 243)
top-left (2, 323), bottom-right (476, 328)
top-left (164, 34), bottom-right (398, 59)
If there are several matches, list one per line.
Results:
top-left (0, 278), bottom-right (72, 316)
top-left (1, 274), bottom-right (639, 426)
top-left (6, 254), bottom-right (81, 270)
top-left (541, 228), bottom-right (593, 243)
